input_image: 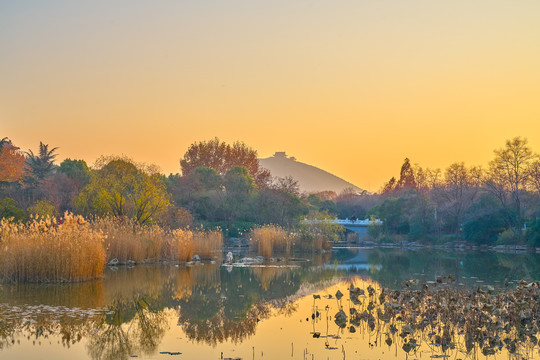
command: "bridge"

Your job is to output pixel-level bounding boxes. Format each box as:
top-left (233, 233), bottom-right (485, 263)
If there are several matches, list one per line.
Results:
top-left (303, 218), bottom-right (383, 242)
top-left (333, 218), bottom-right (382, 227)
top-left (334, 218), bottom-right (382, 240)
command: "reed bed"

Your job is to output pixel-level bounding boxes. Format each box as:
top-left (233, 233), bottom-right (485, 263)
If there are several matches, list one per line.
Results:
top-left (174, 229), bottom-right (194, 262)
top-left (0, 214), bottom-right (106, 283)
top-left (174, 228), bottom-right (223, 261)
top-left (92, 217), bottom-right (176, 263)
top-left (249, 225), bottom-right (290, 258)
top-left (0, 214), bottom-right (225, 283)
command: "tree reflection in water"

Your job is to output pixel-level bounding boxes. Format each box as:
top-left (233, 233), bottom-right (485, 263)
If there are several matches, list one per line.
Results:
top-left (2, 250), bottom-right (539, 359)
top-left (87, 296), bottom-right (168, 360)
top-left (175, 263), bottom-right (302, 345)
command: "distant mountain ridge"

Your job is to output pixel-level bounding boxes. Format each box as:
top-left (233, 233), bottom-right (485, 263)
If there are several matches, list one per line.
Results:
top-left (259, 152), bottom-right (364, 194)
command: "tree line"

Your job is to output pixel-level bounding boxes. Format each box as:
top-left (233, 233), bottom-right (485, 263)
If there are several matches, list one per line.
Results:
top-left (1, 136), bottom-right (539, 245)
top-left (0, 137), bottom-right (334, 236)
top-left (361, 137), bottom-right (540, 246)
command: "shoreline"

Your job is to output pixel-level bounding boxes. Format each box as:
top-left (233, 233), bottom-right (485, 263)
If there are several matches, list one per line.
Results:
top-left (333, 241), bottom-right (540, 254)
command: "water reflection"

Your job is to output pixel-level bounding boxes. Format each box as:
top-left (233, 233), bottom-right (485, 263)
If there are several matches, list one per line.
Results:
top-left (0, 249), bottom-right (539, 359)
top-left (87, 296), bottom-right (168, 360)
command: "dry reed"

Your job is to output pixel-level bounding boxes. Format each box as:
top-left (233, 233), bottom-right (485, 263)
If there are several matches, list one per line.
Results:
top-left (174, 228), bottom-right (223, 261)
top-left (249, 225), bottom-right (290, 258)
top-left (174, 229), bottom-right (194, 262)
top-left (0, 213), bottom-right (106, 283)
top-left (92, 217), bottom-right (176, 263)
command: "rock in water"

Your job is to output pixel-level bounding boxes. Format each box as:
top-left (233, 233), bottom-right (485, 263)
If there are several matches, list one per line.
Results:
top-left (108, 258), bottom-right (119, 266)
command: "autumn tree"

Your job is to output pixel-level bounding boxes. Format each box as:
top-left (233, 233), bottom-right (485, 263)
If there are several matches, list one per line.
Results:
top-left (0, 139), bottom-right (26, 183)
top-left (75, 156), bottom-right (170, 224)
top-left (381, 158), bottom-right (418, 193)
top-left (0, 137), bottom-right (9, 148)
top-left (396, 158), bottom-right (416, 190)
top-left (381, 177), bottom-right (396, 194)
top-left (180, 138), bottom-right (271, 188)
top-left (485, 137), bottom-right (535, 229)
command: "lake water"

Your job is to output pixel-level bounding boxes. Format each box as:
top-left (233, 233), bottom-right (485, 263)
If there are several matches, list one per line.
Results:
top-left (1, 248), bottom-right (540, 360)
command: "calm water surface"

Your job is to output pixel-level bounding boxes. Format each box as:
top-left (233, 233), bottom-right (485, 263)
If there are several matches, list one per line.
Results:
top-left (1, 248), bottom-right (540, 360)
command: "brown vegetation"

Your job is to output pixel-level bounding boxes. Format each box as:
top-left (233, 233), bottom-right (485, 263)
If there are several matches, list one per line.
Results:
top-left (0, 214), bottom-right (106, 283)
top-left (93, 217), bottom-right (175, 263)
top-left (174, 228), bottom-right (223, 261)
top-left (249, 225), bottom-right (290, 258)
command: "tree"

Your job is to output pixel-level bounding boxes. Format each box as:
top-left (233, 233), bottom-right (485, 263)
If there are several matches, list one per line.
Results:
top-left (485, 137), bottom-right (535, 229)
top-left (381, 177), bottom-right (396, 194)
top-left (223, 166), bottom-right (256, 223)
top-left (273, 176), bottom-right (300, 195)
top-left (369, 197), bottom-right (410, 235)
top-left (27, 199), bottom-right (58, 218)
top-left (255, 188), bottom-right (306, 226)
top-left (0, 139), bottom-right (26, 183)
top-left (462, 194), bottom-right (506, 245)
top-left (180, 138), bottom-right (270, 188)
top-left (58, 159), bottom-right (91, 189)
top-left (191, 166), bottom-right (222, 191)
top-left (25, 142), bottom-right (58, 183)
top-left (0, 137), bottom-right (10, 150)
top-left (0, 197), bottom-right (25, 221)
top-left (396, 158), bottom-right (416, 190)
top-left (528, 157), bottom-right (540, 194)
top-left (414, 165), bottom-right (441, 193)
top-left (75, 156), bottom-right (170, 224)
top-left (435, 162), bottom-right (481, 235)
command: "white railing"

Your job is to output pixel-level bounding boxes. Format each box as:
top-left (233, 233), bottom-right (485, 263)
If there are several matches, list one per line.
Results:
top-left (303, 218), bottom-right (383, 226)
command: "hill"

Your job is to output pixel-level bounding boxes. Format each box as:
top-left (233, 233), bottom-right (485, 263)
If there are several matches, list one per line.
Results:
top-left (259, 152), bottom-right (364, 194)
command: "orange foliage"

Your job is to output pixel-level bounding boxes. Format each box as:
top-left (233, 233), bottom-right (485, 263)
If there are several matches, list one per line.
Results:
top-left (0, 145), bottom-right (25, 182)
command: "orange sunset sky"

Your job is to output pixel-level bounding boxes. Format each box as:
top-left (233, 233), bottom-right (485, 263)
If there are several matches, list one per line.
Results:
top-left (1, 1), bottom-right (539, 191)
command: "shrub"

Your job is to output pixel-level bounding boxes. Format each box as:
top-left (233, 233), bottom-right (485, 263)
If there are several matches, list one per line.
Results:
top-left (294, 212), bottom-right (344, 252)
top-left (497, 229), bottom-right (521, 245)
top-left (0, 197), bottom-right (25, 221)
top-left (27, 199), bottom-right (58, 218)
top-left (0, 213), bottom-right (105, 283)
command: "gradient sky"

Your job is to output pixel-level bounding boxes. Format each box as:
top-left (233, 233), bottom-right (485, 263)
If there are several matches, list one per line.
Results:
top-left (1, 1), bottom-right (539, 191)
